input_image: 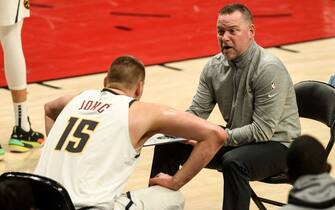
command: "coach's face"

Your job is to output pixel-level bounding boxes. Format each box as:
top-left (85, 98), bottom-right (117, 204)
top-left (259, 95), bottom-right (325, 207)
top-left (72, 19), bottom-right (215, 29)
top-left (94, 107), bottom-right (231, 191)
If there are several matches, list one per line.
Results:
top-left (217, 11), bottom-right (255, 61)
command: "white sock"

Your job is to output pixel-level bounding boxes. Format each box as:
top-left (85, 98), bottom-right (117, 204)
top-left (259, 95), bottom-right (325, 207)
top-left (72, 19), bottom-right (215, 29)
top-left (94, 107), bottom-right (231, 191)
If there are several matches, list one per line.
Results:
top-left (13, 102), bottom-right (30, 132)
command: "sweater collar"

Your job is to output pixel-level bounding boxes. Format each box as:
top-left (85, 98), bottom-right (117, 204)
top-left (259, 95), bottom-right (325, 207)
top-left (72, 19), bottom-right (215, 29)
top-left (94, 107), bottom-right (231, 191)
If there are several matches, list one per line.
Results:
top-left (228, 40), bottom-right (257, 69)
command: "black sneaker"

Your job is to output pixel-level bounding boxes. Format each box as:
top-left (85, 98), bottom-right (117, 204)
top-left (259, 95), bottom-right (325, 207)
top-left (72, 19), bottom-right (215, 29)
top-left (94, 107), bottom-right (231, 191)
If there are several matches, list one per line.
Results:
top-left (0, 144), bottom-right (4, 160)
top-left (8, 126), bottom-right (45, 153)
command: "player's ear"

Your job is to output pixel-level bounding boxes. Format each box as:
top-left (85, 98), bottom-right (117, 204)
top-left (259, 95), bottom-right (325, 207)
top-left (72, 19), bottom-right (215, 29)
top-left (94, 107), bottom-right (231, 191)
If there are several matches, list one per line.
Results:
top-left (103, 76), bottom-right (108, 87)
top-left (134, 81), bottom-right (144, 100)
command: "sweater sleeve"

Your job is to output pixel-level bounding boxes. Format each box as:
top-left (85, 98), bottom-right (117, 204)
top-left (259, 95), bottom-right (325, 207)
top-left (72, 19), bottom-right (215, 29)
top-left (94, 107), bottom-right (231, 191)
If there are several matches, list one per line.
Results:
top-left (186, 62), bottom-right (216, 120)
top-left (226, 63), bottom-right (291, 146)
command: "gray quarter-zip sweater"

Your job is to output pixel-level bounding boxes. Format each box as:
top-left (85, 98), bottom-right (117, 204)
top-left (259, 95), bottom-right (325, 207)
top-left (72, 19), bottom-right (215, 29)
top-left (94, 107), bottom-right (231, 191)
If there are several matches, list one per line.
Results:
top-left (187, 41), bottom-right (301, 146)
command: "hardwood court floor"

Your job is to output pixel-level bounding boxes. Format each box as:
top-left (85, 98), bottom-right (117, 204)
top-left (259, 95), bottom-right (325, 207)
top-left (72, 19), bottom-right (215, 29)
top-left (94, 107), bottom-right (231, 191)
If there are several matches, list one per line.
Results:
top-left (0, 38), bottom-right (334, 209)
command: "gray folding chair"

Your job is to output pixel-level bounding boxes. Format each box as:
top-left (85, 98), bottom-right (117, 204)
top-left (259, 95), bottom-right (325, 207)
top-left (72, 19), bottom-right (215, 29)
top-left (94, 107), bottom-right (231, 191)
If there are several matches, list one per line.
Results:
top-left (250, 80), bottom-right (335, 209)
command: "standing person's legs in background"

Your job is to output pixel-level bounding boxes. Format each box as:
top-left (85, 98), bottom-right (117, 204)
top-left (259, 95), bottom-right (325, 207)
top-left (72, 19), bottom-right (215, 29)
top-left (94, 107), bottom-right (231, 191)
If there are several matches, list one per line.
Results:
top-left (0, 20), bottom-right (44, 155)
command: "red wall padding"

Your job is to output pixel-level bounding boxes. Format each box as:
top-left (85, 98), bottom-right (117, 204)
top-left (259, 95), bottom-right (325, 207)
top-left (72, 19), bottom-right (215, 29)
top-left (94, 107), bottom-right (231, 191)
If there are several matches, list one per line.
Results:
top-left (1, 0), bottom-right (335, 87)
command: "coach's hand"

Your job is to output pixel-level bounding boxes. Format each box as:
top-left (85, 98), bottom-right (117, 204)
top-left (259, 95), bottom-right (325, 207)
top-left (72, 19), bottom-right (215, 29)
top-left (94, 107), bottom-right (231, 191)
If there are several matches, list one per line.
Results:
top-left (149, 172), bottom-right (179, 190)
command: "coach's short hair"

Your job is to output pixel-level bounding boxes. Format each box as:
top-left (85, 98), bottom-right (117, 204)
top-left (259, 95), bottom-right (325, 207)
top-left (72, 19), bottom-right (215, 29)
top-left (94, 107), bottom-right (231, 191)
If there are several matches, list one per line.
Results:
top-left (287, 135), bottom-right (330, 182)
top-left (107, 55), bottom-right (145, 89)
top-left (219, 3), bottom-right (253, 24)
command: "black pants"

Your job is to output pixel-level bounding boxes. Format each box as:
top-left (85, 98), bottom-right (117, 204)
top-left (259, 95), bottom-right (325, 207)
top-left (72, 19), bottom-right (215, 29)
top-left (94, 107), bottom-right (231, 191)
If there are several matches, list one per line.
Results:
top-left (150, 141), bottom-right (288, 210)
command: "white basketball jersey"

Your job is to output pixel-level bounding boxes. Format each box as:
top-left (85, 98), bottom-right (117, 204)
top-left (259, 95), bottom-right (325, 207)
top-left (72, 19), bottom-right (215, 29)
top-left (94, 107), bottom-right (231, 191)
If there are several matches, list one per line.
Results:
top-left (0, 0), bottom-right (30, 26)
top-left (35, 89), bottom-right (140, 210)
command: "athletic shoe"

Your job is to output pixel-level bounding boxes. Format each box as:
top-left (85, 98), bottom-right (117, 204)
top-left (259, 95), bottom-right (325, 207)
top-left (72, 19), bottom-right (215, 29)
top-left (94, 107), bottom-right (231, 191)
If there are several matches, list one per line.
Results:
top-left (8, 126), bottom-right (45, 153)
top-left (0, 144), bottom-right (5, 160)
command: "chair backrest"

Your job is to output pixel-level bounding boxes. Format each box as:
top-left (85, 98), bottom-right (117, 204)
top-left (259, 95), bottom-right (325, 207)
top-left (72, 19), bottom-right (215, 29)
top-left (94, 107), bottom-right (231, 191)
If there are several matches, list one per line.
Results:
top-left (0, 172), bottom-right (76, 210)
top-left (294, 80), bottom-right (335, 156)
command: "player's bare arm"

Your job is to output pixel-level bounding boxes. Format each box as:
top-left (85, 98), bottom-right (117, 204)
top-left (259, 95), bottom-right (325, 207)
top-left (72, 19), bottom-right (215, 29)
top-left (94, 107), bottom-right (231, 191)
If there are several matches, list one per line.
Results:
top-left (44, 95), bottom-right (75, 135)
top-left (129, 101), bottom-right (228, 190)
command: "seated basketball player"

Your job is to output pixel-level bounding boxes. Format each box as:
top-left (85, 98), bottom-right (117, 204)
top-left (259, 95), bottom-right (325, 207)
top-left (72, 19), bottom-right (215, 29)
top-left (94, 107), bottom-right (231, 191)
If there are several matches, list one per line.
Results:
top-left (35, 55), bottom-right (228, 210)
top-left (280, 135), bottom-right (335, 210)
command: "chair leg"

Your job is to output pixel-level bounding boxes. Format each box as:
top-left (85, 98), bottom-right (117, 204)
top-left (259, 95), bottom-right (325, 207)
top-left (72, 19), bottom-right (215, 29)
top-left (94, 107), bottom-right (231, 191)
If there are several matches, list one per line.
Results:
top-left (250, 186), bottom-right (286, 208)
top-left (259, 197), bottom-right (285, 207)
top-left (250, 187), bottom-right (267, 210)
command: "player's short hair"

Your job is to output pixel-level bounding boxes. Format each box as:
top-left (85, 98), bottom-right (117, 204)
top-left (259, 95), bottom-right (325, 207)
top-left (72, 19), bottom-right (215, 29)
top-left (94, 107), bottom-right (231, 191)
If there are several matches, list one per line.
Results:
top-left (107, 55), bottom-right (145, 89)
top-left (287, 135), bottom-right (329, 182)
top-left (219, 3), bottom-right (253, 24)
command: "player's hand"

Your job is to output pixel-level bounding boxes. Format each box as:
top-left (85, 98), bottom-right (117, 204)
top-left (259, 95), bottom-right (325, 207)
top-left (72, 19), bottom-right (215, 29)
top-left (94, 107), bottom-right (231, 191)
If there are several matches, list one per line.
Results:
top-left (149, 172), bottom-right (179, 190)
